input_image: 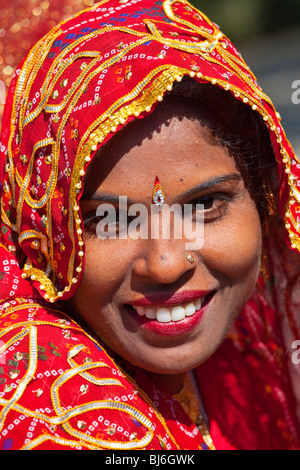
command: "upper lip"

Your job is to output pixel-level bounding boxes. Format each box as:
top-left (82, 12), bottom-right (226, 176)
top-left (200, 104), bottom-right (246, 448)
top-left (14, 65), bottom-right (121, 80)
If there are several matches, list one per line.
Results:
top-left (128, 290), bottom-right (214, 307)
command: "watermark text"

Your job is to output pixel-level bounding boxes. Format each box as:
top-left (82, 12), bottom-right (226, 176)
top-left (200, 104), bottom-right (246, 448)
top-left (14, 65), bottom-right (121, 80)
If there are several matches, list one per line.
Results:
top-left (95, 196), bottom-right (205, 250)
top-left (291, 80), bottom-right (300, 104)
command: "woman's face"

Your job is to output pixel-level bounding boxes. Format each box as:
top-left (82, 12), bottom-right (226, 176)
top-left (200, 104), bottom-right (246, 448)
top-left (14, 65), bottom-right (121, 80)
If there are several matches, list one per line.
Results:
top-left (71, 101), bottom-right (262, 385)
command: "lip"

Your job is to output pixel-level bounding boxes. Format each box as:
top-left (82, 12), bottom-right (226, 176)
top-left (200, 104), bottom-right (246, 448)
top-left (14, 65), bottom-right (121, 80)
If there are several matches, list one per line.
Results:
top-left (124, 291), bottom-right (215, 337)
top-left (129, 290), bottom-right (212, 307)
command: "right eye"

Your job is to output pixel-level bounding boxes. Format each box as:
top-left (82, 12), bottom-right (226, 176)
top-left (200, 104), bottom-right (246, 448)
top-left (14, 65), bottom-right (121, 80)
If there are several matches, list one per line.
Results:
top-left (83, 207), bottom-right (136, 239)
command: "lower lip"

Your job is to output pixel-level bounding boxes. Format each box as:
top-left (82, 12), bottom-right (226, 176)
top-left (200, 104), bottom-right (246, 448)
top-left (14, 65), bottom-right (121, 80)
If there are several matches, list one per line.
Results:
top-left (124, 294), bottom-right (214, 337)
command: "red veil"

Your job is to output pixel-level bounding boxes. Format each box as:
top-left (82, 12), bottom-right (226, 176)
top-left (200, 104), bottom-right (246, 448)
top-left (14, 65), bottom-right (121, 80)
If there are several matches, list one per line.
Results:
top-left (0, 0), bottom-right (299, 449)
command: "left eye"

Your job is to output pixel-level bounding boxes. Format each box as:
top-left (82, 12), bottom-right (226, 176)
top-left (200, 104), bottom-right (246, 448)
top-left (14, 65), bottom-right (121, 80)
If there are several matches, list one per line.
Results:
top-left (195, 194), bottom-right (226, 210)
top-left (198, 195), bottom-right (217, 210)
top-left (193, 194), bottom-right (230, 221)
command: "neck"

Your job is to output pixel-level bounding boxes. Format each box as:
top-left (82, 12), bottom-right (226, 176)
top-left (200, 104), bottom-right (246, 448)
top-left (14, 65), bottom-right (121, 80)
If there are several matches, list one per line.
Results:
top-left (149, 371), bottom-right (188, 395)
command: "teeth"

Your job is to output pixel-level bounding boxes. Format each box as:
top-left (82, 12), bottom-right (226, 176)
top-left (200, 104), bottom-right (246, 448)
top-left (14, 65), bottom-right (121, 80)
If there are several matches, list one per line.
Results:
top-left (131, 297), bottom-right (203, 323)
top-left (185, 303), bottom-right (196, 316)
top-left (145, 308), bottom-right (156, 319)
top-left (156, 308), bottom-right (172, 323)
top-left (171, 306), bottom-right (185, 322)
top-left (136, 306), bottom-right (145, 316)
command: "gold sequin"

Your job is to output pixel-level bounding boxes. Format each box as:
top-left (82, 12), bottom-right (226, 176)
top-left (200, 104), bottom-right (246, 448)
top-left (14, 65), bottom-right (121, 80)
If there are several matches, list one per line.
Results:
top-left (77, 420), bottom-right (86, 430)
top-left (20, 154), bottom-right (28, 166)
top-left (13, 352), bottom-right (23, 361)
top-left (60, 78), bottom-right (68, 87)
top-left (31, 240), bottom-right (41, 250)
top-left (8, 370), bottom-right (19, 379)
top-left (105, 426), bottom-right (116, 435)
top-left (158, 436), bottom-right (167, 449)
top-left (80, 384), bottom-right (88, 394)
top-left (83, 357), bottom-right (93, 364)
top-left (71, 128), bottom-right (79, 140)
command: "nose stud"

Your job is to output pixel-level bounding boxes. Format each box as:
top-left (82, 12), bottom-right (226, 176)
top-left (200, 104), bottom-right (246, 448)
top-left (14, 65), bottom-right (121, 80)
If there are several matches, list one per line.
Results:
top-left (185, 253), bottom-right (196, 264)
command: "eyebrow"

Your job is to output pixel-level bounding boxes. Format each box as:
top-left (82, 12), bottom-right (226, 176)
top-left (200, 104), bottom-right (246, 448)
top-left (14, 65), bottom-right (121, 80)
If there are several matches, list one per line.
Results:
top-left (81, 192), bottom-right (136, 206)
top-left (174, 173), bottom-right (243, 203)
top-left (81, 173), bottom-right (242, 205)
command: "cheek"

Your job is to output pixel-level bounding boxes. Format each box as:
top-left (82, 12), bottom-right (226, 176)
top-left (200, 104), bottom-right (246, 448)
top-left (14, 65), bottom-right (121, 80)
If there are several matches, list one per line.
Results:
top-left (71, 240), bottom-right (130, 310)
top-left (202, 204), bottom-right (262, 285)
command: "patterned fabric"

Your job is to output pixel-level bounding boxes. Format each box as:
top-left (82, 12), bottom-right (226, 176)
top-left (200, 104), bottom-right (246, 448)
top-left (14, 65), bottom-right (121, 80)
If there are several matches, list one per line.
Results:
top-left (0, 297), bottom-right (206, 450)
top-left (0, 0), bottom-right (300, 450)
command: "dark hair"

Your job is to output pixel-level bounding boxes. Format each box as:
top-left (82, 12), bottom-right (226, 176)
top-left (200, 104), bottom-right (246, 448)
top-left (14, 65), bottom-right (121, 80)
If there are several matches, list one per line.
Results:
top-left (165, 77), bottom-right (278, 229)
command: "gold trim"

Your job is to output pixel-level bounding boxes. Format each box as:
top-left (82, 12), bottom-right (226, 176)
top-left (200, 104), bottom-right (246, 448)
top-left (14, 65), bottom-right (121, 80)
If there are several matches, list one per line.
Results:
top-left (0, 325), bottom-right (38, 433)
top-left (67, 344), bottom-right (124, 387)
top-left (21, 433), bottom-right (101, 450)
top-left (3, 0), bottom-right (298, 304)
top-left (0, 303), bottom-right (181, 449)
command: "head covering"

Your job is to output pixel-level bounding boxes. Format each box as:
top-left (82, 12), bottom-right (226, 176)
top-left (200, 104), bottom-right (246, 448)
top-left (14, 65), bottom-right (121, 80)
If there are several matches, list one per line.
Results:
top-left (0, 0), bottom-right (299, 450)
top-left (0, 0), bottom-right (299, 305)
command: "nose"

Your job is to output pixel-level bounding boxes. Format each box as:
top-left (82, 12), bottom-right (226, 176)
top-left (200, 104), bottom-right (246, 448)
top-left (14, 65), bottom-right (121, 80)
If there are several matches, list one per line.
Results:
top-left (132, 238), bottom-right (196, 284)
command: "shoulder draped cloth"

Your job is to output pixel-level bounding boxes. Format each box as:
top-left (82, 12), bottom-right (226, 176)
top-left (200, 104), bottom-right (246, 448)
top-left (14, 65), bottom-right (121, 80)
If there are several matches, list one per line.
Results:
top-left (0, 0), bottom-right (300, 450)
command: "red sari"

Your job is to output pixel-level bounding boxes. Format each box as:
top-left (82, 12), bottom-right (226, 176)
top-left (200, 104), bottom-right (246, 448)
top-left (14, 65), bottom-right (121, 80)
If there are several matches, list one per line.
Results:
top-left (0, 0), bottom-right (299, 450)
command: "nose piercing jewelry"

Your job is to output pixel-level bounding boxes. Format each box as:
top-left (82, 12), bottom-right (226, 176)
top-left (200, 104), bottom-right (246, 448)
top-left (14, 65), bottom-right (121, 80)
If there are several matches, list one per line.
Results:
top-left (185, 253), bottom-right (196, 264)
top-left (152, 176), bottom-right (165, 206)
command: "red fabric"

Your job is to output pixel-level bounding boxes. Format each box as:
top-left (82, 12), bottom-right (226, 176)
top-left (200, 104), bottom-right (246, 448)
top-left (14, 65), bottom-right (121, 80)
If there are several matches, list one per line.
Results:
top-left (197, 288), bottom-right (300, 449)
top-left (0, 301), bottom-right (207, 450)
top-left (0, 0), bottom-right (300, 450)
top-left (0, 0), bottom-right (298, 300)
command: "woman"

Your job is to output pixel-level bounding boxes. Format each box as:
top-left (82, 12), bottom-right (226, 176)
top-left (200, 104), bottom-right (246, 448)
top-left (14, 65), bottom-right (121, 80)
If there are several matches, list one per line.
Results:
top-left (0, 0), bottom-right (299, 450)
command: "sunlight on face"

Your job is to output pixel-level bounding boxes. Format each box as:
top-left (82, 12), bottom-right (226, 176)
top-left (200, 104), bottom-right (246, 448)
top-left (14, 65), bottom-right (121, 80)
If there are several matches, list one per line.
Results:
top-left (71, 101), bottom-right (262, 388)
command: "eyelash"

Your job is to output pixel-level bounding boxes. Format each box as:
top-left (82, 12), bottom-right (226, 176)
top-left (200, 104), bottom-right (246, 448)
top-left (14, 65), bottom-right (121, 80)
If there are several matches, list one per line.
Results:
top-left (83, 211), bottom-right (136, 238)
top-left (192, 193), bottom-right (232, 222)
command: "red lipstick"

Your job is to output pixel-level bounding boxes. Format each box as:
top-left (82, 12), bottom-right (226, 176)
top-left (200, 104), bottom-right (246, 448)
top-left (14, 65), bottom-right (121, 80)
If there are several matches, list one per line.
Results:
top-left (125, 290), bottom-right (215, 337)
top-left (129, 290), bottom-right (212, 307)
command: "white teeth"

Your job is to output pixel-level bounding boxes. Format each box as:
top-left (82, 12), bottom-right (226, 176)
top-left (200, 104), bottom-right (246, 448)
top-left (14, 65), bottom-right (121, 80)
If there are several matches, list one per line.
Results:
top-left (145, 308), bottom-right (156, 319)
top-left (131, 296), bottom-right (204, 323)
top-left (185, 303), bottom-right (196, 316)
top-left (171, 306), bottom-right (186, 322)
top-left (156, 308), bottom-right (172, 323)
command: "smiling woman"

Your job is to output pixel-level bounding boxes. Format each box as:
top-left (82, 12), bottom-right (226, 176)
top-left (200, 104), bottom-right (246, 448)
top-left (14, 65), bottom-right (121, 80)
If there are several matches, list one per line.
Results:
top-left (0, 0), bottom-right (300, 451)
top-left (73, 94), bottom-right (263, 386)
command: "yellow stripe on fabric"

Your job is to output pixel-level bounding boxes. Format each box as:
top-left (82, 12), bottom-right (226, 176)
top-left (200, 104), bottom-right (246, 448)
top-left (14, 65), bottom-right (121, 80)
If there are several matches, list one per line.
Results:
top-left (0, 325), bottom-right (38, 433)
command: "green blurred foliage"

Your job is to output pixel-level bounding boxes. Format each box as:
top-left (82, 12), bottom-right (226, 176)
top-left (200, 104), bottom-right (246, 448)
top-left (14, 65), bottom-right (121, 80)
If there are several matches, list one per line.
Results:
top-left (190, 0), bottom-right (300, 43)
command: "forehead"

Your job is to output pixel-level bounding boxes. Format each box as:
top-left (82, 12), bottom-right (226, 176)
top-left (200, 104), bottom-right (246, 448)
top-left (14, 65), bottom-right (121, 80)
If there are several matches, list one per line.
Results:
top-left (82, 100), bottom-right (237, 199)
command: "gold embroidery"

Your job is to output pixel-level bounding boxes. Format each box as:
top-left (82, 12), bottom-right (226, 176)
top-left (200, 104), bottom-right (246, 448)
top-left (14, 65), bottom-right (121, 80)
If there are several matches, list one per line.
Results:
top-left (2, 0), bottom-right (299, 303)
top-left (0, 325), bottom-right (38, 434)
top-left (0, 305), bottom-right (179, 450)
top-left (174, 373), bottom-right (215, 450)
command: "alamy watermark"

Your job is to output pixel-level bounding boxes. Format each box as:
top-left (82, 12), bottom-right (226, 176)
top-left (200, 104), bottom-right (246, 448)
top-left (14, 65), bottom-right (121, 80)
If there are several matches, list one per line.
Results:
top-left (291, 340), bottom-right (300, 365)
top-left (94, 196), bottom-right (204, 250)
top-left (291, 80), bottom-right (300, 105)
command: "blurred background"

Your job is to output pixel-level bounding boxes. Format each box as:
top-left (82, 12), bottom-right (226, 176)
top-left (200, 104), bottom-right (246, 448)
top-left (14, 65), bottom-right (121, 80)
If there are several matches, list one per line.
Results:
top-left (0, 0), bottom-right (299, 153)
